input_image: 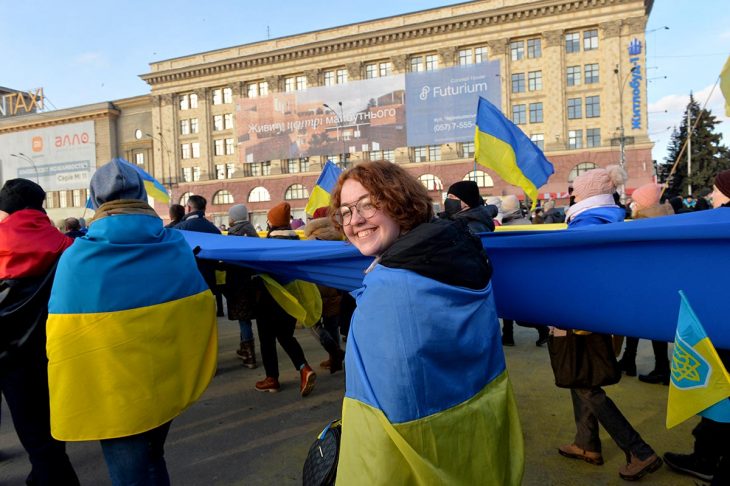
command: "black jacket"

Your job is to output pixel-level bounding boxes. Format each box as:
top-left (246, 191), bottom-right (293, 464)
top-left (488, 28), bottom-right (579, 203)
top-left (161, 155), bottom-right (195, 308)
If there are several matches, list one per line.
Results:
top-left (174, 211), bottom-right (221, 234)
top-left (380, 218), bottom-right (491, 290)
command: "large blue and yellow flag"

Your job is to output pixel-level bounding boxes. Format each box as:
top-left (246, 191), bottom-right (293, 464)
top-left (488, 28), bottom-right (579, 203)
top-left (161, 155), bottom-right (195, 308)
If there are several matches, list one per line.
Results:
top-left (304, 160), bottom-right (342, 216)
top-left (47, 212), bottom-right (217, 441)
top-left (474, 96), bottom-right (553, 210)
top-left (336, 266), bottom-right (524, 485)
top-left (666, 291), bottom-right (730, 429)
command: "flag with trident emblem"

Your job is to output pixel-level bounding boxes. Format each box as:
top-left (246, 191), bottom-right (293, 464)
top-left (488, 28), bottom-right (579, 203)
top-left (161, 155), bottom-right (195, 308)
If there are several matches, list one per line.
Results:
top-left (666, 291), bottom-right (730, 428)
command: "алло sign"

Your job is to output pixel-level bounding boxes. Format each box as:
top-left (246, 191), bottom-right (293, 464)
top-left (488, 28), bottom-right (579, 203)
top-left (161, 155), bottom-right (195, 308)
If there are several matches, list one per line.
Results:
top-left (628, 39), bottom-right (642, 130)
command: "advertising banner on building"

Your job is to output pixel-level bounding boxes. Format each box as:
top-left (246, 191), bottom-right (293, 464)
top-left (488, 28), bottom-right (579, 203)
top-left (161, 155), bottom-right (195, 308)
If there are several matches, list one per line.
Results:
top-left (237, 76), bottom-right (406, 163)
top-left (0, 121), bottom-right (96, 191)
top-left (405, 61), bottom-right (501, 146)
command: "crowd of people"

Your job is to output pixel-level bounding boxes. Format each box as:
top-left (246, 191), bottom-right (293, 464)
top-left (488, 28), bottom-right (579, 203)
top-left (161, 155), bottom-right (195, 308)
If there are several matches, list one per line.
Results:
top-left (0, 159), bottom-right (728, 485)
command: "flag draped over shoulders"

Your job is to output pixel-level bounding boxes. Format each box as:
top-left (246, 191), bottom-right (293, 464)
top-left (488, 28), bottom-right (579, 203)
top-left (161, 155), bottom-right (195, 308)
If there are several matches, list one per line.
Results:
top-left (47, 213), bottom-right (217, 441)
top-left (337, 266), bottom-right (524, 485)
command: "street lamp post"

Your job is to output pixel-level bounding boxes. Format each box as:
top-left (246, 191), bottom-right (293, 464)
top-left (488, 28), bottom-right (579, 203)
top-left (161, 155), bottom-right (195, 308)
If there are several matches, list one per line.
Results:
top-left (323, 102), bottom-right (347, 169)
top-left (145, 132), bottom-right (174, 202)
top-left (10, 153), bottom-right (40, 183)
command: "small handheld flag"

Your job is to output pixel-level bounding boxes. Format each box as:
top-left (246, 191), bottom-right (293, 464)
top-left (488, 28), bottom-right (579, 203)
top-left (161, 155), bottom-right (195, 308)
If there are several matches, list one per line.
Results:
top-left (474, 97), bottom-right (554, 210)
top-left (666, 291), bottom-right (730, 429)
top-left (305, 160), bottom-right (342, 216)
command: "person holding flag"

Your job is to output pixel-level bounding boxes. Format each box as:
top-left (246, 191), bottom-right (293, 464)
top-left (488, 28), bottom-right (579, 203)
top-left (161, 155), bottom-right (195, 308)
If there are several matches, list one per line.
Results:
top-left (663, 169), bottom-right (730, 485)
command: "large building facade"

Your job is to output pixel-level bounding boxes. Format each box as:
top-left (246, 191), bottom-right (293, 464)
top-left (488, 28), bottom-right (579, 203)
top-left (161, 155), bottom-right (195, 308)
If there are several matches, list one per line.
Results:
top-left (1, 0), bottom-right (655, 227)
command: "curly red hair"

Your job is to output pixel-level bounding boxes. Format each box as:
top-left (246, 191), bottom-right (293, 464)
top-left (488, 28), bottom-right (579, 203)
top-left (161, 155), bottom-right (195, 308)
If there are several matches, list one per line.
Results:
top-left (330, 161), bottom-right (433, 232)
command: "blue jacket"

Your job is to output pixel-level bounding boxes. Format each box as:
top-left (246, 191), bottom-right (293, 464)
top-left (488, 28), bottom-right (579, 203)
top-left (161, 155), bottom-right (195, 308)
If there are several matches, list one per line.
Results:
top-left (174, 211), bottom-right (220, 234)
top-left (568, 206), bottom-right (625, 228)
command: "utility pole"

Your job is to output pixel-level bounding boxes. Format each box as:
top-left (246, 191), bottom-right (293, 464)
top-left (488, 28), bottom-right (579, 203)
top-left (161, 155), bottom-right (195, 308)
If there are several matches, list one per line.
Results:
top-left (687, 109), bottom-right (692, 196)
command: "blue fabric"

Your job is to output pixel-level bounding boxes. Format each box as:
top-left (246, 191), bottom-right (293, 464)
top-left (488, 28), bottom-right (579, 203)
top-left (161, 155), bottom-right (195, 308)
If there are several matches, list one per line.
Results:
top-left (50, 215), bottom-right (208, 314)
top-left (100, 421), bottom-right (171, 486)
top-left (344, 266), bottom-right (504, 423)
top-left (568, 206), bottom-right (625, 228)
top-left (181, 209), bottom-right (730, 349)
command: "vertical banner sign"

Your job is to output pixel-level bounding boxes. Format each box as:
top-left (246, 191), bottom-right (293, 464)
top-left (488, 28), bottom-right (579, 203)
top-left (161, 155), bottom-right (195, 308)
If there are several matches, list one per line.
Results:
top-left (405, 61), bottom-right (501, 146)
top-left (628, 38), bottom-right (643, 130)
top-left (0, 121), bottom-right (96, 190)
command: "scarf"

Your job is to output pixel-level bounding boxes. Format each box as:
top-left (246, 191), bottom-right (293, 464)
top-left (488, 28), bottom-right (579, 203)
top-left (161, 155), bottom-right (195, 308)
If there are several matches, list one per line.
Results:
top-left (565, 194), bottom-right (617, 223)
top-left (90, 199), bottom-right (159, 224)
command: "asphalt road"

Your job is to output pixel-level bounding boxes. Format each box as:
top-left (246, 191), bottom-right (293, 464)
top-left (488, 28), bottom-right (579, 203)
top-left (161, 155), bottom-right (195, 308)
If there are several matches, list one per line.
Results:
top-left (0, 318), bottom-right (701, 485)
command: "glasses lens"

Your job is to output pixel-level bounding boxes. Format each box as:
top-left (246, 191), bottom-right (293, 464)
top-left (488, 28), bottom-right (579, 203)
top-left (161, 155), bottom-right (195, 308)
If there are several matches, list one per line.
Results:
top-left (336, 208), bottom-right (351, 225)
top-left (358, 200), bottom-right (376, 219)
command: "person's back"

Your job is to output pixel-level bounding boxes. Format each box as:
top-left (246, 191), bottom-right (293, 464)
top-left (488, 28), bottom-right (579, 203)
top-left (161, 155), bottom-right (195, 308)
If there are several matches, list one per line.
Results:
top-left (174, 195), bottom-right (220, 234)
top-left (165, 203), bottom-right (185, 229)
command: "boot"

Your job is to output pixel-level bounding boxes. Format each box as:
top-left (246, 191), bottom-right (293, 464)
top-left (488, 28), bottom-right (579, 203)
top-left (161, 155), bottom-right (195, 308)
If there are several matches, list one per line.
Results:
top-left (502, 320), bottom-right (515, 346)
top-left (535, 326), bottom-right (549, 347)
top-left (618, 453), bottom-right (662, 481)
top-left (236, 340), bottom-right (257, 369)
top-left (663, 452), bottom-right (716, 481)
top-left (617, 356), bottom-right (637, 377)
top-left (326, 349), bottom-right (345, 374)
top-left (255, 376), bottom-right (280, 393)
top-left (300, 364), bottom-right (316, 397)
top-left (638, 369), bottom-right (670, 385)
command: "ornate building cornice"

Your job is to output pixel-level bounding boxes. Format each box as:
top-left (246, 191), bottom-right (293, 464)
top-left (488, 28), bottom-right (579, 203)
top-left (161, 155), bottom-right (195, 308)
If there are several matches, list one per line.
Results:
top-left (0, 106), bottom-right (119, 134)
top-left (141, 0), bottom-right (644, 87)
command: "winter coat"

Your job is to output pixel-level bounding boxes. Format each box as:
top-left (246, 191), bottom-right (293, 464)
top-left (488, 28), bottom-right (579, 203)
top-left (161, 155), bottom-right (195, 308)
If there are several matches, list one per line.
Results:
top-left (224, 220), bottom-right (260, 321)
top-left (450, 205), bottom-right (496, 233)
top-left (303, 218), bottom-right (343, 318)
top-left (502, 209), bottom-right (531, 226)
top-left (633, 202), bottom-right (674, 219)
top-left (173, 210), bottom-right (221, 290)
top-left (543, 208), bottom-right (565, 224)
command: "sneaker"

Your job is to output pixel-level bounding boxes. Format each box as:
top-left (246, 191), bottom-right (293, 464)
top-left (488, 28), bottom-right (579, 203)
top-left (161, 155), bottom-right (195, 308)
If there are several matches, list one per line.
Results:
top-left (558, 443), bottom-right (604, 466)
top-left (255, 376), bottom-right (280, 393)
top-left (619, 453), bottom-right (662, 481)
top-left (638, 369), bottom-right (669, 385)
top-left (663, 452), bottom-right (715, 482)
top-left (300, 365), bottom-right (316, 397)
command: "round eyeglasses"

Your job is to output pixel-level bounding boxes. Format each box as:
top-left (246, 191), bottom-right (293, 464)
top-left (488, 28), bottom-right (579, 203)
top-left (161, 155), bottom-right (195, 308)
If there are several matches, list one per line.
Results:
top-left (335, 197), bottom-right (377, 226)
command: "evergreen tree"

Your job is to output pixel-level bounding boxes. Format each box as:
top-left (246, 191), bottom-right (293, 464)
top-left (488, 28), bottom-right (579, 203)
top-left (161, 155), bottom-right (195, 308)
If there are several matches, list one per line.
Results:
top-left (659, 93), bottom-right (730, 198)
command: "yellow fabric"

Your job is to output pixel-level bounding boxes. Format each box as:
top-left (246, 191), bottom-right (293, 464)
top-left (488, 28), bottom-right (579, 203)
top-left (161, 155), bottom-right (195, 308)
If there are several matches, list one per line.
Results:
top-left (475, 128), bottom-right (539, 211)
top-left (305, 185), bottom-right (332, 216)
top-left (667, 336), bottom-right (730, 428)
top-left (721, 55), bottom-right (730, 117)
top-left (215, 269), bottom-right (226, 286)
top-left (143, 180), bottom-right (171, 204)
top-left (337, 371), bottom-right (524, 486)
top-left (259, 275), bottom-right (322, 327)
top-left (47, 290), bottom-right (218, 441)
top-left (495, 223), bottom-right (566, 232)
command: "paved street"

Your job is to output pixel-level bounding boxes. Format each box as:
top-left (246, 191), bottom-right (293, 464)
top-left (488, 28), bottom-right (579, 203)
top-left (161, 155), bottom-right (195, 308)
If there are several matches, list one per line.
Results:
top-left (0, 318), bottom-right (700, 485)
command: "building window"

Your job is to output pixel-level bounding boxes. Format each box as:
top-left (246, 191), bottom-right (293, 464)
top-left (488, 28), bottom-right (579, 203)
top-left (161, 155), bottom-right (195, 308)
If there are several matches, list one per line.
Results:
top-left (247, 82), bottom-right (268, 98)
top-left (586, 128), bottom-right (601, 148)
top-left (464, 170), bottom-right (494, 188)
top-left (336, 69), bottom-right (348, 84)
top-left (584, 29), bottom-right (599, 51)
top-left (213, 190), bottom-right (234, 204)
top-left (285, 77), bottom-right (296, 92)
top-left (213, 115), bottom-right (224, 131)
top-left (183, 167), bottom-right (192, 182)
top-left (365, 64), bottom-right (377, 79)
top-left (224, 113), bottom-right (234, 130)
top-left (190, 118), bottom-right (199, 134)
top-left (428, 146), bottom-right (441, 161)
top-left (329, 154), bottom-right (350, 168)
top-left (179, 93), bottom-right (197, 110)
top-left (474, 46), bottom-right (487, 63)
top-left (243, 161), bottom-right (271, 177)
top-left (568, 162), bottom-right (599, 182)
top-left (179, 192), bottom-right (193, 206)
top-left (135, 153), bottom-right (144, 166)
top-left (417, 174), bottom-right (443, 191)
top-left (248, 186), bottom-right (271, 203)
top-left (369, 150), bottom-right (395, 163)
top-left (45, 192), bottom-right (55, 209)
top-left (511, 73), bottom-right (526, 93)
top-left (365, 62), bottom-right (392, 79)
top-left (214, 139), bottom-right (224, 156)
top-left (180, 119), bottom-right (190, 135)
top-left (527, 38), bottom-right (542, 59)
top-left (212, 88), bottom-right (223, 105)
top-left (193, 167), bottom-right (201, 181)
top-left (567, 98), bottom-right (583, 119)
top-left (530, 133), bottom-right (545, 150)
top-left (296, 75), bottom-right (307, 91)
top-left (512, 104), bottom-right (527, 125)
top-left (284, 183), bottom-right (309, 200)
top-left (425, 54), bottom-right (438, 71)
top-left (510, 40), bottom-right (524, 61)
top-left (567, 66), bottom-right (582, 86)
top-left (413, 146), bottom-right (428, 162)
top-left (568, 130), bottom-right (583, 150)
top-left (226, 138), bottom-right (235, 155)
top-left (458, 49), bottom-right (473, 66)
top-left (565, 32), bottom-right (580, 53)
top-left (410, 56), bottom-right (424, 72)
top-left (585, 63), bottom-right (599, 84)
top-left (586, 95), bottom-right (601, 118)
top-left (284, 158), bottom-right (309, 174)
top-left (216, 164), bottom-right (226, 180)
top-left (461, 141), bottom-right (475, 158)
top-left (223, 87), bottom-right (233, 104)
top-left (59, 191), bottom-right (68, 208)
top-left (457, 47), bottom-right (487, 66)
top-left (528, 71), bottom-right (542, 91)
top-left (529, 102), bottom-right (543, 123)
top-left (379, 62), bottom-right (392, 77)
top-left (191, 142), bottom-right (200, 158)
top-left (72, 189), bottom-right (82, 207)
top-left (181, 143), bottom-right (191, 159)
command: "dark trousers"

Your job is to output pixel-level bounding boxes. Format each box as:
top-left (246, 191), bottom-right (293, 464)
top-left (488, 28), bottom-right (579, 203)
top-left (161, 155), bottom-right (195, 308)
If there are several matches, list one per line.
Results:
top-left (502, 319), bottom-right (549, 338)
top-left (0, 358), bottom-right (79, 485)
top-left (570, 387), bottom-right (654, 460)
top-left (256, 290), bottom-right (306, 378)
top-left (692, 416), bottom-right (730, 485)
top-left (623, 338), bottom-right (669, 372)
top-left (313, 315), bottom-right (341, 357)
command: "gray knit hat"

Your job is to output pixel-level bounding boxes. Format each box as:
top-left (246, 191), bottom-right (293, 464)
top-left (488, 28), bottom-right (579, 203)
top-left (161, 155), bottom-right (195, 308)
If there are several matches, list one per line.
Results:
top-left (89, 159), bottom-right (147, 209)
top-left (228, 204), bottom-right (249, 223)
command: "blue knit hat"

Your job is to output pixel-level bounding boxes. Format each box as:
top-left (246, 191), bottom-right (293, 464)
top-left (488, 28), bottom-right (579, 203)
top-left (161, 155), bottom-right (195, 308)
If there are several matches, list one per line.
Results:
top-left (89, 159), bottom-right (147, 209)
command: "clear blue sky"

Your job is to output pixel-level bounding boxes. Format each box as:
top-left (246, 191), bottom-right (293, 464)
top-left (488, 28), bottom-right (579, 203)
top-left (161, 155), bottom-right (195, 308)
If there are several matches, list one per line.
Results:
top-left (3, 0), bottom-right (728, 165)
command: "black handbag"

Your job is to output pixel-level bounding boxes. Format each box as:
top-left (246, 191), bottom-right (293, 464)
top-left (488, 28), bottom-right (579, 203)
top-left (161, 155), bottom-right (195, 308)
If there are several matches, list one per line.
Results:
top-left (302, 419), bottom-right (342, 486)
top-left (548, 331), bottom-right (621, 388)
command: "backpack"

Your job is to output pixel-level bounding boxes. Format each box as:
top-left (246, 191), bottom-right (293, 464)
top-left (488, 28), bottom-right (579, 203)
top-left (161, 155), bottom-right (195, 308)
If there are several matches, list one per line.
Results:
top-left (302, 419), bottom-right (342, 486)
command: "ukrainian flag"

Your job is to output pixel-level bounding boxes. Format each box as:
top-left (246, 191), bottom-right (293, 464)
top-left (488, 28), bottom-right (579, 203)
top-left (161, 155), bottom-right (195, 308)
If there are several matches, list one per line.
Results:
top-left (47, 213), bottom-right (217, 441)
top-left (474, 97), bottom-right (553, 210)
top-left (666, 291), bottom-right (730, 429)
top-left (305, 160), bottom-right (342, 216)
top-left (86, 158), bottom-right (170, 208)
top-left (337, 266), bottom-right (524, 485)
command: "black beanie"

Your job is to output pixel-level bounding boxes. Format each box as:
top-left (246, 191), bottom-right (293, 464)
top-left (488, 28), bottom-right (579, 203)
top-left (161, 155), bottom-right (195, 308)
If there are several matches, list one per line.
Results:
top-left (715, 169), bottom-right (730, 199)
top-left (0, 178), bottom-right (46, 214)
top-left (447, 180), bottom-right (483, 208)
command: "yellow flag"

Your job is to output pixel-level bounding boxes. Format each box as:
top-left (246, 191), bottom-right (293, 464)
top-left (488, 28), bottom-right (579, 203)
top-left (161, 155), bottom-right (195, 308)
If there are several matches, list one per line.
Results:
top-left (721, 55), bottom-right (730, 117)
top-left (666, 292), bottom-right (730, 429)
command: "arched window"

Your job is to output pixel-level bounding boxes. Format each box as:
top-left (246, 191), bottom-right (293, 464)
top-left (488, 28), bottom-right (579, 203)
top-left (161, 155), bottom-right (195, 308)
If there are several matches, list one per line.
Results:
top-left (417, 174), bottom-right (443, 191)
top-left (179, 192), bottom-right (193, 206)
top-left (284, 183), bottom-right (309, 200)
top-left (568, 162), bottom-right (599, 183)
top-left (212, 190), bottom-right (234, 204)
top-left (463, 170), bottom-right (494, 188)
top-left (248, 186), bottom-right (271, 203)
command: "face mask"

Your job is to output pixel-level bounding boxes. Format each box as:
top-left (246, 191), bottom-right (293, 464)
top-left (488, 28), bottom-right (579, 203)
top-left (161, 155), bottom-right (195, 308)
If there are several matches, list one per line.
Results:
top-left (444, 198), bottom-right (463, 216)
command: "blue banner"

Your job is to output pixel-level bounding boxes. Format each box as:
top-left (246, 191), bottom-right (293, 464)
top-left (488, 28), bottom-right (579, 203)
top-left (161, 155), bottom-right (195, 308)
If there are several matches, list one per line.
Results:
top-left (405, 61), bottom-right (501, 146)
